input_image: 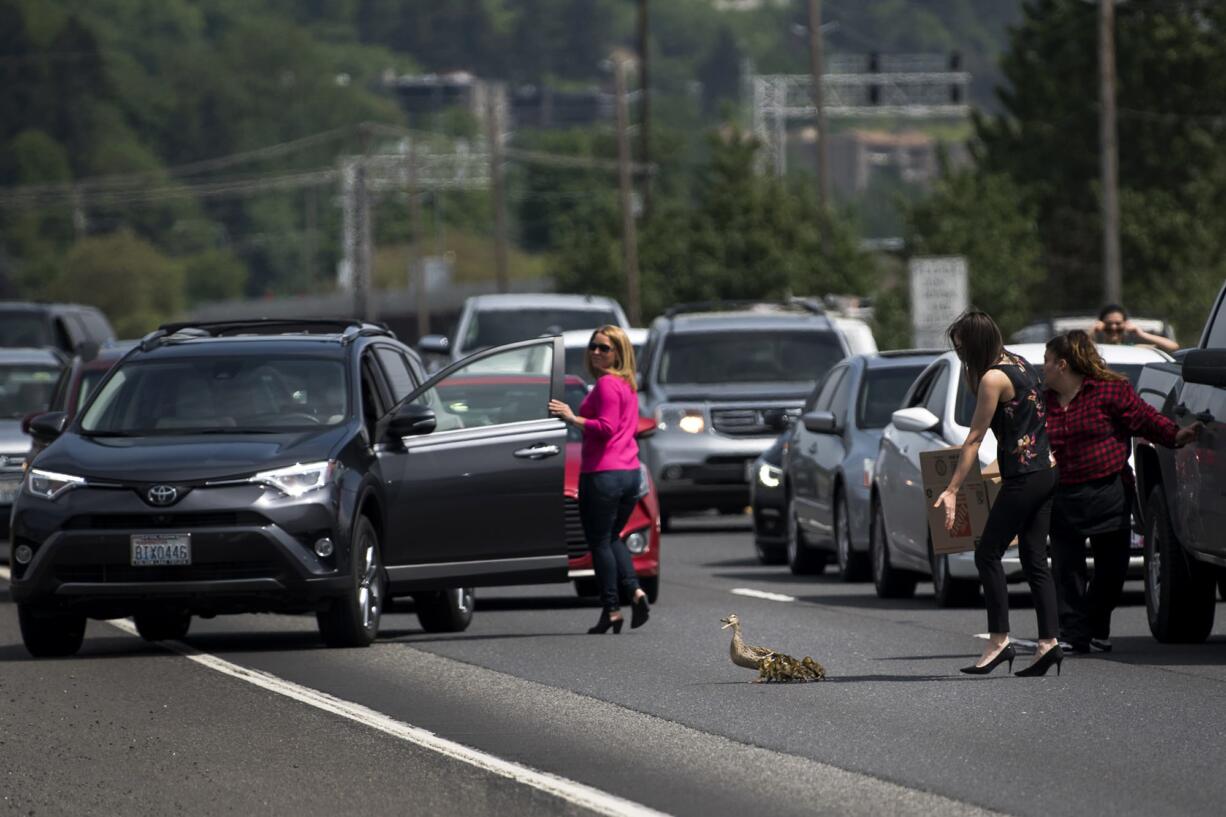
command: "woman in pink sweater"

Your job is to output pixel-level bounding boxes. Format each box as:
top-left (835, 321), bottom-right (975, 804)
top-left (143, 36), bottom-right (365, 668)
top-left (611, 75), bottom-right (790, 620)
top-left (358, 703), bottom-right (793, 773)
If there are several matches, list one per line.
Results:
top-left (549, 325), bottom-right (650, 634)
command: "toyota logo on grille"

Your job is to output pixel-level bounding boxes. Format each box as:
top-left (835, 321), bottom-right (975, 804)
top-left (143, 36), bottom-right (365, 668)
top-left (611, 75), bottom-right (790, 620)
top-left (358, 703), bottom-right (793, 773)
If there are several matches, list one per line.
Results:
top-left (147, 484), bottom-right (178, 506)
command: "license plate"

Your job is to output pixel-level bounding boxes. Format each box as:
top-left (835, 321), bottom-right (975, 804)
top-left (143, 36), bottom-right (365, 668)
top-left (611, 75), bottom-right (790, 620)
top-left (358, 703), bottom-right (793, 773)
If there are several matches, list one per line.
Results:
top-left (131, 534), bottom-right (191, 566)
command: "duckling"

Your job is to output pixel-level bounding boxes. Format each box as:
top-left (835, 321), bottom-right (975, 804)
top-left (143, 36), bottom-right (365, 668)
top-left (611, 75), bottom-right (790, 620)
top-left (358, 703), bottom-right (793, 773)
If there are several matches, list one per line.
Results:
top-left (720, 613), bottom-right (826, 682)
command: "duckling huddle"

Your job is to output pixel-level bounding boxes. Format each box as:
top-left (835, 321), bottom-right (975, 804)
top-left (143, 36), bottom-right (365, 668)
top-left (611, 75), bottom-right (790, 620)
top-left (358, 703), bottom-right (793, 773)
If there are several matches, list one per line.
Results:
top-left (720, 613), bottom-right (826, 683)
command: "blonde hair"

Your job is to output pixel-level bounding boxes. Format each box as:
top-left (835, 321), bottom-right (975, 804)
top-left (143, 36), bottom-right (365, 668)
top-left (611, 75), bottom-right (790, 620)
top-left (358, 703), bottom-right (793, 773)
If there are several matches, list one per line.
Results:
top-left (587, 325), bottom-right (637, 391)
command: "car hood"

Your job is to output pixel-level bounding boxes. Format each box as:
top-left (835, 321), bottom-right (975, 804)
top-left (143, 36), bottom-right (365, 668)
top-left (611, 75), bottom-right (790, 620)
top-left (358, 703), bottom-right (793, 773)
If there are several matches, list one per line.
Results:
top-left (653, 383), bottom-right (813, 404)
top-left (0, 419), bottom-right (31, 458)
top-left (32, 426), bottom-right (351, 482)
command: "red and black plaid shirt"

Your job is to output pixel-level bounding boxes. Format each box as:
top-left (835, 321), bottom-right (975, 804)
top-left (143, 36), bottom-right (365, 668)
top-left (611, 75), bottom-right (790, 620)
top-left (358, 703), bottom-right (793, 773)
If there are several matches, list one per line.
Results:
top-left (1044, 378), bottom-right (1178, 485)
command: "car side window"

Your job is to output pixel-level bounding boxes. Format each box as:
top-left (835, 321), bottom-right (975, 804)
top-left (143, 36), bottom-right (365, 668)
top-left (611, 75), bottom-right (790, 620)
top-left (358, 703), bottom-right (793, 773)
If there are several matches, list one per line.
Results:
top-left (360, 356), bottom-right (389, 441)
top-left (1206, 295), bottom-right (1226, 348)
top-left (906, 368), bottom-right (937, 408)
top-left (412, 341), bottom-right (555, 433)
top-left (813, 367), bottom-right (846, 411)
top-left (828, 368), bottom-right (852, 420)
top-left (923, 365), bottom-right (950, 420)
top-left (374, 347), bottom-right (416, 404)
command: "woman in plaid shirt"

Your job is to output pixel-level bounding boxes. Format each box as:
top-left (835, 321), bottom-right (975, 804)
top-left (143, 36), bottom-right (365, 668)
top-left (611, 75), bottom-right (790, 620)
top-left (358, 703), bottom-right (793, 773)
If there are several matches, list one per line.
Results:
top-left (1042, 331), bottom-right (1200, 653)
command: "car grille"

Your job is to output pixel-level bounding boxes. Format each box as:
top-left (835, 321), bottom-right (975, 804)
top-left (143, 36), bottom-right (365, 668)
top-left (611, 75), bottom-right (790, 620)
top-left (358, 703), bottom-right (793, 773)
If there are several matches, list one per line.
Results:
top-left (54, 561), bottom-right (281, 583)
top-left (63, 511), bottom-right (269, 530)
top-left (710, 407), bottom-right (800, 436)
top-left (564, 497), bottom-right (587, 558)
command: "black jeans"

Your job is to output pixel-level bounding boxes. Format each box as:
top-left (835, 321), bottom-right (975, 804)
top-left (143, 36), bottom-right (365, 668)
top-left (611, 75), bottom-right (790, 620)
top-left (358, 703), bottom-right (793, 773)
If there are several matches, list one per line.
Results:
top-left (579, 469), bottom-right (641, 612)
top-left (975, 467), bottom-right (1059, 639)
top-left (1050, 528), bottom-right (1130, 644)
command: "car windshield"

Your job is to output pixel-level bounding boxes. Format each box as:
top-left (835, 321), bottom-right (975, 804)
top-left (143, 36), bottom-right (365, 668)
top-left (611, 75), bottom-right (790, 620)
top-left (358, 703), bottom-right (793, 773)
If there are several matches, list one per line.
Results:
top-left (461, 309), bottom-right (618, 354)
top-left (658, 331), bottom-right (844, 385)
top-left (953, 361), bottom-right (1145, 426)
top-left (0, 314), bottom-right (50, 348)
top-left (79, 356), bottom-right (349, 434)
top-left (858, 364), bottom-right (928, 429)
top-left (0, 363), bottom-right (61, 419)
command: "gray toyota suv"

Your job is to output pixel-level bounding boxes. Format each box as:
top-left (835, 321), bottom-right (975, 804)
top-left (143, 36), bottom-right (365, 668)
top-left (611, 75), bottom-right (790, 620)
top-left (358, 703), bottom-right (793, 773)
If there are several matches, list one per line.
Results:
top-left (637, 301), bottom-right (851, 528)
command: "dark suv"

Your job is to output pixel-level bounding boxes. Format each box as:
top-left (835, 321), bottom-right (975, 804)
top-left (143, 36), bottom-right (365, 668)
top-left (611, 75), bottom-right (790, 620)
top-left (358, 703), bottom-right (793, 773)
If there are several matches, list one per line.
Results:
top-left (0, 301), bottom-right (115, 354)
top-left (10, 319), bottom-right (568, 656)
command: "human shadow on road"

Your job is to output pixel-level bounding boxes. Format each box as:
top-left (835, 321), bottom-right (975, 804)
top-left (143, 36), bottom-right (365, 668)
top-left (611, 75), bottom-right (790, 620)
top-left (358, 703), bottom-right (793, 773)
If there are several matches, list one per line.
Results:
top-left (701, 557), bottom-right (766, 569)
top-left (1082, 635), bottom-right (1226, 666)
top-left (0, 635), bottom-right (173, 662)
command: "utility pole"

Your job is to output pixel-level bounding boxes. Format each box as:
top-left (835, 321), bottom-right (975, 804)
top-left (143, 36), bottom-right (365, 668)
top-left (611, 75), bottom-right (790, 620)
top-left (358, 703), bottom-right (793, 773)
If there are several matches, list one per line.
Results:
top-left (637, 0), bottom-right (651, 216)
top-left (806, 0), bottom-right (830, 214)
top-left (353, 124), bottom-right (373, 321)
top-left (406, 136), bottom-right (429, 338)
top-left (1099, 0), bottom-right (1122, 304)
top-left (485, 83), bottom-right (510, 294)
top-left (614, 56), bottom-right (642, 326)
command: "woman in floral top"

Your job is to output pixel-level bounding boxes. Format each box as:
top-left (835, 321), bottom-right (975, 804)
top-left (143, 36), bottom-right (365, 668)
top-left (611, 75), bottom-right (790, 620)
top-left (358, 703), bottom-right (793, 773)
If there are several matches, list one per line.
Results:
top-left (934, 310), bottom-right (1062, 677)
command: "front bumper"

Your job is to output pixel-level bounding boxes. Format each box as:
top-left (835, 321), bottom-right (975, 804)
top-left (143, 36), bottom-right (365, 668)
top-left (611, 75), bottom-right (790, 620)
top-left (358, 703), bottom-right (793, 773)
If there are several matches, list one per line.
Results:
top-left (9, 482), bottom-right (351, 616)
top-left (644, 432), bottom-right (777, 511)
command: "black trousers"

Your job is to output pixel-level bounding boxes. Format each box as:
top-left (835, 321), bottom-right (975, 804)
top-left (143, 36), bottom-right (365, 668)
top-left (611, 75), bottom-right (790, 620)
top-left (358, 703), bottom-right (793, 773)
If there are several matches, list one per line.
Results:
top-left (975, 467), bottom-right (1059, 639)
top-left (578, 469), bottom-right (641, 612)
top-left (1050, 528), bottom-right (1130, 644)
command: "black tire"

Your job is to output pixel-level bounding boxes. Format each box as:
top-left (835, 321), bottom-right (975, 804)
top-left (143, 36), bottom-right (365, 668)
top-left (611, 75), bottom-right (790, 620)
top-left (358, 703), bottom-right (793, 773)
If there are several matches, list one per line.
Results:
top-left (640, 575), bottom-right (660, 604)
top-left (871, 500), bottom-right (917, 599)
top-left (1144, 491), bottom-right (1216, 643)
top-left (786, 497), bottom-right (828, 575)
top-left (834, 488), bottom-right (870, 582)
top-left (17, 604), bottom-right (86, 658)
top-left (133, 610), bottom-right (192, 642)
top-left (754, 537), bottom-right (787, 565)
top-left (929, 538), bottom-right (979, 608)
top-left (317, 516), bottom-right (385, 647)
top-left (574, 578), bottom-right (599, 598)
top-left (415, 587), bottom-right (475, 633)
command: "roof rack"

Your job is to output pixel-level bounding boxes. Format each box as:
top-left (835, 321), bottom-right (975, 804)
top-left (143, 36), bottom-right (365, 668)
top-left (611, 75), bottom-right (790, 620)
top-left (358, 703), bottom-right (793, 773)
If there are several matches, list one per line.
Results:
top-left (663, 298), bottom-right (825, 319)
top-left (141, 318), bottom-right (395, 351)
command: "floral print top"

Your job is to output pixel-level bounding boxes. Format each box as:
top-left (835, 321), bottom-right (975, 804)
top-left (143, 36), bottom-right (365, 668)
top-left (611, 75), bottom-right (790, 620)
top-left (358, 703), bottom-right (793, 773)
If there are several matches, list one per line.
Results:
top-left (988, 355), bottom-right (1052, 479)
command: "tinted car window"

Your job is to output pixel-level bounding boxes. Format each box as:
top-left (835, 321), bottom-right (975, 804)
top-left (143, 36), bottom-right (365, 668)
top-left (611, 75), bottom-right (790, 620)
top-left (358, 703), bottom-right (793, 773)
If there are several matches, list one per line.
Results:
top-left (924, 365), bottom-right (950, 419)
top-left (659, 331), bottom-right (844, 385)
top-left (76, 369), bottom-right (109, 413)
top-left (462, 309), bottom-right (617, 353)
top-left (812, 368), bottom-right (845, 411)
top-left (415, 343), bottom-right (554, 432)
top-left (857, 364), bottom-right (928, 429)
top-left (80, 357), bottom-right (349, 433)
top-left (375, 348), bottom-right (416, 403)
top-left (0, 363), bottom-right (61, 419)
top-left (0, 314), bottom-right (50, 348)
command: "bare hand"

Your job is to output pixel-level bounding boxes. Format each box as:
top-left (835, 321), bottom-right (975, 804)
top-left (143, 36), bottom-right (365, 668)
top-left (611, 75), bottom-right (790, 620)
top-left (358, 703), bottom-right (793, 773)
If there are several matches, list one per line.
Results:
top-left (548, 399), bottom-right (575, 424)
top-left (1092, 320), bottom-right (1106, 335)
top-left (933, 489), bottom-right (958, 532)
top-left (1175, 421), bottom-right (1203, 448)
top-left (1122, 320), bottom-right (1139, 336)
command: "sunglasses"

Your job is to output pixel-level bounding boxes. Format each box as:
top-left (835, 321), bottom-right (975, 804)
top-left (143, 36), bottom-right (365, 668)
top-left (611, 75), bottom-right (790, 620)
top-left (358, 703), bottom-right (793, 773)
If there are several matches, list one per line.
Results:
top-left (588, 342), bottom-right (613, 354)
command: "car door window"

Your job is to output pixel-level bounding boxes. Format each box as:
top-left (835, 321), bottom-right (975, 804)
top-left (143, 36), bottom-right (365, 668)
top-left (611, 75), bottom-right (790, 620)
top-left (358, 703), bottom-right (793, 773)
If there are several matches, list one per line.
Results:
top-left (411, 341), bottom-right (555, 433)
top-left (906, 370), bottom-right (936, 408)
top-left (923, 365), bottom-right (950, 424)
top-left (1206, 295), bottom-right (1226, 348)
top-left (828, 368), bottom-right (852, 420)
top-left (360, 357), bottom-right (389, 441)
top-left (374, 347), bottom-right (417, 404)
top-left (813, 368), bottom-right (846, 411)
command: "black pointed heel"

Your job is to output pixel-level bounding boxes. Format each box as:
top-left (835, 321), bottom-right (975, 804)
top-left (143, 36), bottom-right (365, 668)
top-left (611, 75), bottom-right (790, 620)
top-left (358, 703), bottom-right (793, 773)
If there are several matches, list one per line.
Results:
top-left (588, 610), bottom-right (624, 634)
top-left (960, 644), bottom-right (1016, 675)
top-left (630, 594), bottom-right (650, 629)
top-left (1015, 644), bottom-right (1064, 677)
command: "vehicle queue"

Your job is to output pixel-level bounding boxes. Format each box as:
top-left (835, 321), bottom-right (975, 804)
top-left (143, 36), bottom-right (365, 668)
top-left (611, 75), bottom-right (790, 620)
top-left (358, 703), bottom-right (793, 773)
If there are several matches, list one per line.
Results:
top-left (1, 290), bottom-right (1221, 657)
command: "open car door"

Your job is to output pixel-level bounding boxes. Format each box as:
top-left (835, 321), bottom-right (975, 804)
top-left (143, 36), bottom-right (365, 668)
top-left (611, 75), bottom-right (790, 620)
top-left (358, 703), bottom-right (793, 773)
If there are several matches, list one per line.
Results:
top-left (378, 336), bottom-right (568, 591)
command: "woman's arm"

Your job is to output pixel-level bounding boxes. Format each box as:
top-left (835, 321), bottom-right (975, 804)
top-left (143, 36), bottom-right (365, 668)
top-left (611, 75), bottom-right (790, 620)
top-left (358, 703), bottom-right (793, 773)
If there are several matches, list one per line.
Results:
top-left (1124, 321), bottom-right (1179, 353)
top-left (933, 370), bottom-right (1008, 531)
top-left (548, 378), bottom-right (618, 437)
top-left (1112, 380), bottom-right (1200, 448)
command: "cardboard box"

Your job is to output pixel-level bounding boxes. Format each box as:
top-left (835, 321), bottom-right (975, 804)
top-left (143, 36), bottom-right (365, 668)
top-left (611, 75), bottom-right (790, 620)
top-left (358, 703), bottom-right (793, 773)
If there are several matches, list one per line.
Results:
top-left (921, 447), bottom-right (995, 555)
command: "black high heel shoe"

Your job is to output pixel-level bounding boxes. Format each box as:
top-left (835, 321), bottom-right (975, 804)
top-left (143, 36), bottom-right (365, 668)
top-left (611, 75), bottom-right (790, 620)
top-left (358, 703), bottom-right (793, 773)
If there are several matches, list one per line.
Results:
top-left (630, 594), bottom-right (650, 629)
top-left (1015, 644), bottom-right (1064, 677)
top-left (960, 644), bottom-right (1016, 675)
top-left (588, 610), bottom-right (624, 634)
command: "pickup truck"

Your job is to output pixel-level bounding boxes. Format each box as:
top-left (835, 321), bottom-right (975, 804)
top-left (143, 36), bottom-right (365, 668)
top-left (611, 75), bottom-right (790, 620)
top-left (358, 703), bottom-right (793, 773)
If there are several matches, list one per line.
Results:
top-left (1133, 281), bottom-right (1226, 642)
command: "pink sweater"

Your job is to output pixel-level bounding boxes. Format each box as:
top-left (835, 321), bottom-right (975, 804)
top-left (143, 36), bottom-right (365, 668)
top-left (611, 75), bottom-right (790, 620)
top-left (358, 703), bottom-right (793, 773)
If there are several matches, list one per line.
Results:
top-left (578, 374), bottom-right (640, 473)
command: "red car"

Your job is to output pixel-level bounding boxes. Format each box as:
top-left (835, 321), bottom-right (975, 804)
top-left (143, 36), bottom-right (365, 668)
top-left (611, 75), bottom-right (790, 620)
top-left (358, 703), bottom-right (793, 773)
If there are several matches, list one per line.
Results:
top-left (24, 341), bottom-right (135, 462)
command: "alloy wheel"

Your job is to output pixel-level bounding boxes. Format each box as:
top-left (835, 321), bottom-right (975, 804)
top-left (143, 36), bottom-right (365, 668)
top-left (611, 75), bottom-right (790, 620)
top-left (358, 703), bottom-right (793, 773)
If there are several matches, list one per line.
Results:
top-left (358, 539), bottom-right (383, 632)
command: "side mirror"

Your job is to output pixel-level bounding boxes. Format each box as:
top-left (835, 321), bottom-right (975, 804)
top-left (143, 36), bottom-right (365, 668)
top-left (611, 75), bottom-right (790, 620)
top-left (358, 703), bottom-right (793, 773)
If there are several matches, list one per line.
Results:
top-left (1183, 349), bottom-right (1226, 388)
top-left (891, 406), bottom-right (940, 433)
top-left (27, 411), bottom-right (68, 442)
top-left (635, 414), bottom-right (657, 439)
top-left (387, 403), bottom-right (437, 438)
top-left (763, 408), bottom-right (794, 432)
top-left (75, 340), bottom-right (101, 362)
top-left (417, 335), bottom-right (451, 357)
top-left (802, 409), bottom-right (839, 434)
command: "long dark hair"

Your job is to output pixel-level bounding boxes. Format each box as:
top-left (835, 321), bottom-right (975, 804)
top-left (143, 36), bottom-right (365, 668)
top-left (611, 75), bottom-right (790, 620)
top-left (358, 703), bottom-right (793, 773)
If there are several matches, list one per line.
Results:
top-left (1046, 330), bottom-right (1126, 382)
top-left (946, 309), bottom-right (1003, 393)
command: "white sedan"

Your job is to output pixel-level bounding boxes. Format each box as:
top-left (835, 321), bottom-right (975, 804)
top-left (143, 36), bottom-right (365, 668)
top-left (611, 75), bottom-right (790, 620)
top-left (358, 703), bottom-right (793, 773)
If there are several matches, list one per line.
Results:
top-left (869, 343), bottom-right (1171, 607)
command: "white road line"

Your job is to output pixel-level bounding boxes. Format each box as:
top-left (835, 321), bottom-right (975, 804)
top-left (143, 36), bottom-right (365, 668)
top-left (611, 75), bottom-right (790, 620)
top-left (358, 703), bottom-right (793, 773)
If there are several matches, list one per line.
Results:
top-left (730, 587), bottom-right (796, 603)
top-left (104, 619), bottom-right (670, 817)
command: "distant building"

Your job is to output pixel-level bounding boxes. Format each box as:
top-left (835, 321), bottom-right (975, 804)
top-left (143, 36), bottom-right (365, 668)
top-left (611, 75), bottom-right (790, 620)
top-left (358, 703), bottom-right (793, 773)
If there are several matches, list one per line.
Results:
top-left (827, 129), bottom-right (966, 196)
top-left (383, 71), bottom-right (612, 131)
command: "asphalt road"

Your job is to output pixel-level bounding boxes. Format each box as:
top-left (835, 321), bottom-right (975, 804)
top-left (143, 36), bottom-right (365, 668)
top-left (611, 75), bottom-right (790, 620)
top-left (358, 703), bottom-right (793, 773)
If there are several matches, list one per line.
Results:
top-left (3, 515), bottom-right (1225, 817)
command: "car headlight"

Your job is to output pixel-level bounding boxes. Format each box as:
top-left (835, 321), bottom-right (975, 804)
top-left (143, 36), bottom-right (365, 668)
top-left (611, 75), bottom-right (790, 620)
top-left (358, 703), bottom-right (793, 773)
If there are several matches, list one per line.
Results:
top-left (27, 469), bottom-right (86, 500)
top-left (624, 530), bottom-right (649, 554)
top-left (251, 460), bottom-right (337, 498)
top-left (656, 405), bottom-right (706, 434)
top-left (757, 463), bottom-right (782, 488)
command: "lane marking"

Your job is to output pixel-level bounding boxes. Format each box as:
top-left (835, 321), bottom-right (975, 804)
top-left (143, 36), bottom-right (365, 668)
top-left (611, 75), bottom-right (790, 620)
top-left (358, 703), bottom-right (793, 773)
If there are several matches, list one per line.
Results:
top-left (106, 619), bottom-right (670, 817)
top-left (731, 587), bottom-right (796, 603)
